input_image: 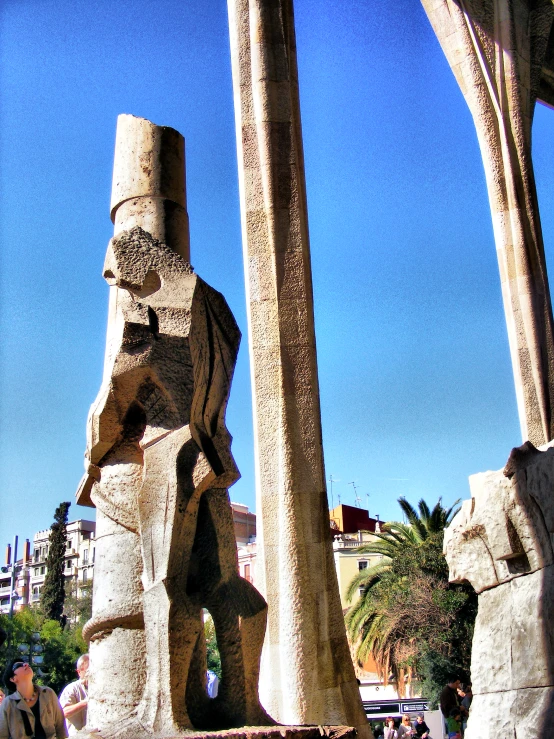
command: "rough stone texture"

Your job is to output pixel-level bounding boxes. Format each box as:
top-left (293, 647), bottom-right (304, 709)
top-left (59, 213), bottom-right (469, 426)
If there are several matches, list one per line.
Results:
top-left (227, 1), bottom-right (369, 736)
top-left (444, 439), bottom-right (554, 739)
top-left (77, 115), bottom-right (272, 736)
top-left (76, 725), bottom-right (357, 739)
top-left (421, 0), bottom-right (554, 446)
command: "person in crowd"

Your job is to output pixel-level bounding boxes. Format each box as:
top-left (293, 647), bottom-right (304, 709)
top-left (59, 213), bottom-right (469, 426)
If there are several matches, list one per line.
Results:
top-left (59, 655), bottom-right (89, 735)
top-left (439, 675), bottom-right (461, 718)
top-left (461, 684), bottom-right (472, 712)
top-left (0, 660), bottom-right (67, 739)
top-left (397, 714), bottom-right (415, 739)
top-left (445, 707), bottom-right (462, 739)
top-left (460, 683), bottom-right (472, 733)
top-left (0, 690), bottom-right (4, 706)
top-left (373, 722), bottom-right (384, 739)
top-left (384, 717), bottom-right (397, 739)
top-left (412, 713), bottom-right (430, 739)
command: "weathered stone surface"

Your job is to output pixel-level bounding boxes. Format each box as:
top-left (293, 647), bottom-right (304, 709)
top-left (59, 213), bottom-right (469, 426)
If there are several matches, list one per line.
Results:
top-left (77, 725), bottom-right (357, 739)
top-left (444, 439), bottom-right (554, 737)
top-left (445, 441), bottom-right (554, 593)
top-left (227, 1), bottom-right (369, 736)
top-left (110, 114), bottom-right (190, 261)
top-left (421, 0), bottom-right (554, 446)
top-left (464, 688), bottom-right (554, 739)
top-left (78, 115), bottom-right (272, 735)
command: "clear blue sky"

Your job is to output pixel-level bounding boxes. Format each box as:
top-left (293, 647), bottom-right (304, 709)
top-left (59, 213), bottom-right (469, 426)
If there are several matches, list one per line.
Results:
top-left (1, 0), bottom-right (553, 551)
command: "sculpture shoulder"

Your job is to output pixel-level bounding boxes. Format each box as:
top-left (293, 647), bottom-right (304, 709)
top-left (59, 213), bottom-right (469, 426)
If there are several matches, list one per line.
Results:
top-left (192, 276), bottom-right (241, 347)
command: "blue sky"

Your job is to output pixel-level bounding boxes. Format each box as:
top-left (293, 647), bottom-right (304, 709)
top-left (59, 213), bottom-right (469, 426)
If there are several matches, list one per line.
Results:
top-left (1, 0), bottom-right (553, 550)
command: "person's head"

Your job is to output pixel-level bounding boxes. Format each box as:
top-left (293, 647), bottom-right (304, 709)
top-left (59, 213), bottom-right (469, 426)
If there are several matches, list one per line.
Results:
top-left (3, 660), bottom-right (34, 694)
top-left (416, 714), bottom-right (425, 724)
top-left (449, 707), bottom-right (461, 721)
top-left (463, 683), bottom-right (472, 694)
top-left (0, 688), bottom-right (5, 704)
top-left (385, 717), bottom-right (395, 728)
top-left (402, 714), bottom-right (411, 725)
top-left (447, 674), bottom-right (461, 689)
top-left (76, 654), bottom-right (89, 686)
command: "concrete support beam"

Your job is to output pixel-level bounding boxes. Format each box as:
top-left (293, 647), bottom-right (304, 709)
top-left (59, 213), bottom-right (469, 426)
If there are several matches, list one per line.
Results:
top-left (421, 0), bottom-right (554, 446)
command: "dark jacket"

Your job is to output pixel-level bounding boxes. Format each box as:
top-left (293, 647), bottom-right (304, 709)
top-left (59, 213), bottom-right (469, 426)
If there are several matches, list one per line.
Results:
top-left (439, 685), bottom-right (459, 717)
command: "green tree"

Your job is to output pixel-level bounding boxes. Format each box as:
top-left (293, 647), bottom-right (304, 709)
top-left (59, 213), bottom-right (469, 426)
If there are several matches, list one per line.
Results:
top-left (64, 579), bottom-right (93, 628)
top-left (204, 615), bottom-right (221, 678)
top-left (40, 618), bottom-right (87, 694)
top-left (41, 502), bottom-right (71, 622)
top-left (345, 497), bottom-right (477, 702)
top-left (0, 609), bottom-right (87, 694)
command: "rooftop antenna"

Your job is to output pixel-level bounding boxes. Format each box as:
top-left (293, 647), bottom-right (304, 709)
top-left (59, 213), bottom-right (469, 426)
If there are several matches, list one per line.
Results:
top-left (328, 475), bottom-right (339, 511)
top-left (349, 481), bottom-right (362, 508)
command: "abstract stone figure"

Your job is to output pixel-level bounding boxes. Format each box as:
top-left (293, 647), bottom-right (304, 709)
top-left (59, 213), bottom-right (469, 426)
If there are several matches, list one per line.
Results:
top-left (227, 1), bottom-right (370, 735)
top-left (421, 0), bottom-right (554, 446)
top-left (444, 441), bottom-right (554, 739)
top-left (76, 115), bottom-right (271, 736)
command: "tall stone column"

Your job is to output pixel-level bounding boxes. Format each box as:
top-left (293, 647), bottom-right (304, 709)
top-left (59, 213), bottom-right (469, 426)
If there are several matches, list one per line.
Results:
top-left (227, 1), bottom-right (369, 734)
top-left (421, 0), bottom-right (554, 446)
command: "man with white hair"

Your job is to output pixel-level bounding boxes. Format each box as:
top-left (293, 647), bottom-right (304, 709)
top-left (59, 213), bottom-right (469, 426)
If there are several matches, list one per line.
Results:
top-left (59, 654), bottom-right (89, 735)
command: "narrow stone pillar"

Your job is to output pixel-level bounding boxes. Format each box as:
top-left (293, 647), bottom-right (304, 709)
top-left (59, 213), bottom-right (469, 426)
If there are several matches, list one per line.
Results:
top-left (227, 1), bottom-right (369, 734)
top-left (420, 0), bottom-right (554, 446)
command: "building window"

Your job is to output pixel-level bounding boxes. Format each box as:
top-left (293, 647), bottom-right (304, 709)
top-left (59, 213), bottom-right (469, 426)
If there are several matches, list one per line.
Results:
top-left (66, 560), bottom-right (72, 570)
top-left (358, 560), bottom-right (368, 571)
top-left (244, 564), bottom-right (251, 582)
top-left (66, 541), bottom-right (72, 550)
top-left (92, 548), bottom-right (95, 564)
top-left (40, 566), bottom-right (45, 575)
top-left (83, 549), bottom-right (88, 564)
top-left (34, 549), bottom-right (39, 562)
top-left (83, 569), bottom-right (88, 583)
top-left (34, 568), bottom-right (39, 576)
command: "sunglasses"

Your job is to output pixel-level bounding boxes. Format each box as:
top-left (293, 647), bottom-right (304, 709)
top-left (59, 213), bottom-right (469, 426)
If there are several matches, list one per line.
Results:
top-left (11, 662), bottom-right (28, 672)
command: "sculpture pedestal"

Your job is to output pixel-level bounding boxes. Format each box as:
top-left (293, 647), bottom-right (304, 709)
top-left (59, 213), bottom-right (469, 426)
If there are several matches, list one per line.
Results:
top-left (78, 725), bottom-right (357, 739)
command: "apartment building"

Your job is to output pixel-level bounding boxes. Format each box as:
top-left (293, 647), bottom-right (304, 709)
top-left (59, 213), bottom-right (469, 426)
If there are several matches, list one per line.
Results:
top-left (6, 505), bottom-right (255, 609)
top-left (29, 520), bottom-right (96, 605)
top-left (0, 539), bottom-right (32, 615)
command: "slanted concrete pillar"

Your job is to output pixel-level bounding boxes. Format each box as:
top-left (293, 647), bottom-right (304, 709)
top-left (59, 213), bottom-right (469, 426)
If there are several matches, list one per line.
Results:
top-left (421, 0), bottom-right (554, 446)
top-left (227, 1), bottom-right (369, 734)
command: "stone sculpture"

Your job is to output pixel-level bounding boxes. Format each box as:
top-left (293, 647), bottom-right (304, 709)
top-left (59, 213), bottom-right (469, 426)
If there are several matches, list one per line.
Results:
top-left (421, 0), bottom-right (554, 446)
top-left (227, 0), bottom-right (370, 735)
top-left (76, 114), bottom-right (271, 735)
top-left (444, 440), bottom-right (554, 738)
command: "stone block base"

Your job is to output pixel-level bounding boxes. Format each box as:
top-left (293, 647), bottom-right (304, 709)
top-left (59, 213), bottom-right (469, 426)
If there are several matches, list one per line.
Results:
top-left (466, 688), bottom-right (554, 739)
top-left (79, 725), bottom-right (357, 739)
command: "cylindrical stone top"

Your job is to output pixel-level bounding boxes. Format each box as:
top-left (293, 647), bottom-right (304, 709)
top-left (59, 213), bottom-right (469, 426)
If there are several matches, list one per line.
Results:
top-left (110, 114), bottom-right (186, 222)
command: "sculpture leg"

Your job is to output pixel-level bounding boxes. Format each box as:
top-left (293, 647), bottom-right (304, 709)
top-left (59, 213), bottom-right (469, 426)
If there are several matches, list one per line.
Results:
top-left (187, 487), bottom-right (272, 729)
top-left (136, 428), bottom-right (211, 733)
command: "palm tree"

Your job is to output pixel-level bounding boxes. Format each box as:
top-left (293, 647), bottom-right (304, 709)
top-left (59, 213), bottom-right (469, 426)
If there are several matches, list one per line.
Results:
top-left (345, 497), bottom-right (459, 601)
top-left (344, 496), bottom-right (461, 695)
